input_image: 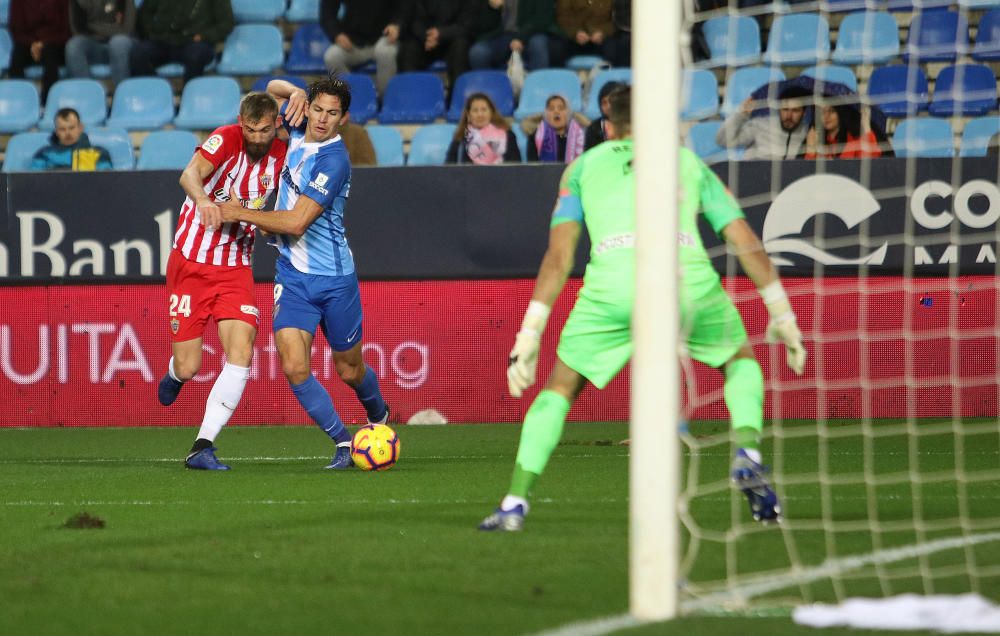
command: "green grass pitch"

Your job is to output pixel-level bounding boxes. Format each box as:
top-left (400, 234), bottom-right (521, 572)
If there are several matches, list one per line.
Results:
top-left (0, 423), bottom-right (997, 635)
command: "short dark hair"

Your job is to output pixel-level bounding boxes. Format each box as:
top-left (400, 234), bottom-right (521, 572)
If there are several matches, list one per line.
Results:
top-left (240, 92), bottom-right (279, 122)
top-left (598, 81), bottom-right (626, 104)
top-left (607, 85), bottom-right (630, 131)
top-left (55, 107), bottom-right (80, 123)
top-left (307, 74), bottom-right (352, 113)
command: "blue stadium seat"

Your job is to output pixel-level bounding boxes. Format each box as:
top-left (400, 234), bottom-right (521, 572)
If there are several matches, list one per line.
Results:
top-left (2, 131), bottom-right (48, 172)
top-left (0, 28), bottom-right (11, 72)
top-left (959, 0), bottom-right (1000, 7)
top-left (40, 79), bottom-right (107, 130)
top-left (820, 0), bottom-right (876, 11)
top-left (0, 80), bottom-right (39, 133)
top-left (86, 126), bottom-right (134, 169)
top-left (832, 11), bottom-right (900, 65)
top-left (447, 71), bottom-right (514, 121)
top-left (928, 64), bottom-right (997, 117)
top-left (867, 65), bottom-right (929, 117)
top-left (701, 15), bottom-right (761, 68)
top-left (762, 13), bottom-right (830, 66)
top-left (514, 69), bottom-right (581, 119)
top-left (512, 126), bottom-right (528, 162)
top-left (251, 75), bottom-right (308, 93)
top-left (565, 55), bottom-right (605, 71)
top-left (801, 65), bottom-right (858, 92)
top-left (137, 130), bottom-right (200, 170)
top-left (681, 69), bottom-right (718, 121)
top-left (343, 73), bottom-right (378, 124)
top-left (972, 9), bottom-right (1000, 61)
top-left (366, 125), bottom-right (404, 166)
top-left (685, 121), bottom-right (741, 164)
top-left (903, 10), bottom-right (967, 63)
top-left (892, 118), bottom-right (954, 157)
top-left (378, 73), bottom-right (445, 124)
top-left (887, 0), bottom-right (952, 9)
top-left (408, 124), bottom-right (456, 166)
top-left (959, 116), bottom-right (1000, 156)
top-left (720, 66), bottom-right (786, 117)
top-left (285, 23), bottom-right (330, 74)
top-left (0, 0), bottom-right (7, 25)
top-left (217, 24), bottom-right (284, 76)
top-left (286, 0), bottom-right (320, 22)
top-left (173, 77), bottom-right (241, 130)
top-left (107, 78), bottom-right (174, 130)
top-left (583, 67), bottom-right (631, 120)
top-left (231, 0), bottom-right (285, 23)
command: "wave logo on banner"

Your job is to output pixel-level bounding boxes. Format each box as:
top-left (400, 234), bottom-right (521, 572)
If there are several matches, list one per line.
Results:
top-left (762, 174), bottom-right (888, 267)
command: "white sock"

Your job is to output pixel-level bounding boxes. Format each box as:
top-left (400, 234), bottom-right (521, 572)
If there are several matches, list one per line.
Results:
top-left (741, 448), bottom-right (763, 464)
top-left (195, 363), bottom-right (250, 443)
top-left (337, 441), bottom-right (352, 448)
top-left (167, 356), bottom-right (182, 383)
top-left (501, 495), bottom-right (529, 514)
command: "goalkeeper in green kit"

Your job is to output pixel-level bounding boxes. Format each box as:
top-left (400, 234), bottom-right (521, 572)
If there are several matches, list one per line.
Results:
top-left (479, 86), bottom-right (806, 532)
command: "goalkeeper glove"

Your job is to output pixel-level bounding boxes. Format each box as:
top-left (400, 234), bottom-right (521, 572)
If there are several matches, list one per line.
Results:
top-left (507, 301), bottom-right (550, 398)
top-left (760, 281), bottom-right (806, 375)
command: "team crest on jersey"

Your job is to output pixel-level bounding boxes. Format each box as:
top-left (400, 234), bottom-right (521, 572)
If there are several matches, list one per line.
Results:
top-left (170, 318), bottom-right (180, 334)
top-left (203, 134), bottom-right (224, 155)
top-left (259, 174), bottom-right (272, 188)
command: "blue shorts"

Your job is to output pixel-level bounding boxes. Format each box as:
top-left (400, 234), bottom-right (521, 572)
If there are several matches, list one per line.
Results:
top-left (272, 258), bottom-right (363, 351)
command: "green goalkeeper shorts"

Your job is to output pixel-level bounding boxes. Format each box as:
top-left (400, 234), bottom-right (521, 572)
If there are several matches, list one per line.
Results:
top-left (680, 284), bottom-right (747, 369)
top-left (557, 293), bottom-right (633, 390)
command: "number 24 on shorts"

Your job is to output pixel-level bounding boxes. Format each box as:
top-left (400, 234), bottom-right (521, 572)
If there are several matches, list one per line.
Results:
top-left (169, 294), bottom-right (192, 318)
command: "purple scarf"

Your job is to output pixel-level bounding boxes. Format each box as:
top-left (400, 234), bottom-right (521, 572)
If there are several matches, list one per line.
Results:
top-left (534, 117), bottom-right (585, 163)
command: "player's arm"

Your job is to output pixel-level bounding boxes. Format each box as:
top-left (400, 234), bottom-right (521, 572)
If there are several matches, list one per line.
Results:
top-left (267, 79), bottom-right (307, 128)
top-left (179, 152), bottom-right (222, 229)
top-left (220, 194), bottom-right (323, 238)
top-left (507, 162), bottom-right (583, 397)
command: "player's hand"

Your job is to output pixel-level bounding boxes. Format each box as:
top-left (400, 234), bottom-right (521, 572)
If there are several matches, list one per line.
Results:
top-left (510, 38), bottom-right (524, 52)
top-left (383, 23), bottom-right (400, 43)
top-left (591, 30), bottom-right (605, 45)
top-left (198, 198), bottom-right (223, 230)
top-left (335, 33), bottom-right (353, 51)
top-left (766, 315), bottom-right (806, 375)
top-left (507, 331), bottom-right (541, 398)
top-left (285, 89), bottom-right (308, 128)
top-left (575, 30), bottom-right (590, 45)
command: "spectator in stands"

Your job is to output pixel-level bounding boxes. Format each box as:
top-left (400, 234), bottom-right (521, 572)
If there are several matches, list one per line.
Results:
top-left (340, 120), bottom-right (377, 166)
top-left (398, 0), bottom-right (474, 88)
top-left (468, 0), bottom-right (560, 72)
top-left (67, 0), bottom-right (136, 87)
top-left (446, 92), bottom-right (521, 164)
top-left (129, 0), bottom-right (233, 83)
top-left (583, 80), bottom-right (625, 150)
top-left (803, 104), bottom-right (883, 160)
top-left (8, 0), bottom-right (70, 103)
top-left (522, 94), bottom-right (588, 163)
top-left (321, 0), bottom-right (406, 95)
top-left (609, 0), bottom-right (630, 67)
top-left (552, 0), bottom-right (628, 68)
top-left (715, 87), bottom-right (810, 160)
top-left (31, 107), bottom-right (112, 171)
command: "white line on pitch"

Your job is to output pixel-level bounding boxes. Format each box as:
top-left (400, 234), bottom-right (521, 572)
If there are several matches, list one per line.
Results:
top-left (0, 452), bottom-right (628, 465)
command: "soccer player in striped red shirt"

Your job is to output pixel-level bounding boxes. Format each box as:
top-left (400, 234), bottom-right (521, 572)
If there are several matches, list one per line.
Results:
top-left (158, 92), bottom-right (288, 471)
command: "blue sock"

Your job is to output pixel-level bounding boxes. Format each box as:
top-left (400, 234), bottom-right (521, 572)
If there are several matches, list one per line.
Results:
top-left (291, 375), bottom-right (351, 445)
top-left (353, 365), bottom-right (388, 422)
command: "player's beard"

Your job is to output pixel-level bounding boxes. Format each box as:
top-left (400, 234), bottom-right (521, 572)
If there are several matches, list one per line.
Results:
top-left (246, 140), bottom-right (272, 163)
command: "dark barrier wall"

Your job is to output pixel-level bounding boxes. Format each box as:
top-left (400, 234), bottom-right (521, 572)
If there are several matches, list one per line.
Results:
top-left (1, 159), bottom-right (999, 283)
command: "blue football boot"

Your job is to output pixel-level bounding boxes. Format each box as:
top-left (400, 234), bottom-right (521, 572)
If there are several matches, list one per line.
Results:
top-left (368, 403), bottom-right (390, 426)
top-left (731, 449), bottom-right (781, 523)
top-left (478, 504), bottom-right (526, 532)
top-left (185, 447), bottom-right (230, 471)
top-left (158, 374), bottom-right (184, 406)
top-left (324, 445), bottom-right (354, 470)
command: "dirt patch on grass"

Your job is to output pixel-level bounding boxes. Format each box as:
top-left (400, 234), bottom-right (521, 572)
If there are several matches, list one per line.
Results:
top-left (62, 512), bottom-right (105, 529)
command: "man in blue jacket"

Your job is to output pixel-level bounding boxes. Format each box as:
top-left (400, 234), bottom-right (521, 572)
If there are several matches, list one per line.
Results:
top-left (31, 108), bottom-right (113, 171)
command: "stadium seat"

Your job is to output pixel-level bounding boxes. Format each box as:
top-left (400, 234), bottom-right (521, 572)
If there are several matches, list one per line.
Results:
top-left (343, 73), bottom-right (378, 124)
top-left (40, 79), bottom-right (107, 130)
top-left (583, 68), bottom-right (631, 120)
top-left (801, 65), bottom-right (858, 92)
top-left (366, 125), bottom-right (404, 166)
top-left (286, 0), bottom-right (320, 22)
top-left (720, 66), bottom-right (786, 117)
top-left (378, 73), bottom-right (445, 124)
top-left (217, 24), bottom-right (284, 76)
top-left (831, 11), bottom-right (900, 65)
top-left (408, 123), bottom-right (456, 166)
top-left (137, 130), bottom-right (200, 170)
top-left (903, 10), bottom-right (967, 63)
top-left (231, 0), bottom-right (285, 23)
top-left (959, 0), bottom-right (1000, 7)
top-left (0, 79), bottom-right (39, 133)
top-left (513, 69), bottom-right (581, 119)
top-left (762, 13), bottom-right (830, 66)
top-left (958, 115), bottom-right (1000, 156)
top-left (251, 75), bottom-right (308, 93)
top-left (512, 126), bottom-right (528, 162)
top-left (700, 15), bottom-right (761, 68)
top-left (928, 64), bottom-right (998, 117)
top-left (888, 0), bottom-right (952, 9)
top-left (685, 121), bottom-right (740, 164)
top-left (447, 70), bottom-right (515, 121)
top-left (106, 77), bottom-right (174, 130)
top-left (0, 0), bottom-right (7, 25)
top-left (2, 131), bottom-right (48, 172)
top-left (565, 55), bottom-right (605, 71)
top-left (892, 118), bottom-right (954, 157)
top-left (867, 65), bottom-right (929, 118)
top-left (0, 28), bottom-right (11, 72)
top-left (680, 69), bottom-right (719, 121)
top-left (972, 9), bottom-right (1000, 61)
top-left (84, 126), bottom-right (134, 169)
top-left (173, 76), bottom-right (241, 130)
top-left (285, 23), bottom-right (330, 74)
top-left (820, 0), bottom-right (876, 11)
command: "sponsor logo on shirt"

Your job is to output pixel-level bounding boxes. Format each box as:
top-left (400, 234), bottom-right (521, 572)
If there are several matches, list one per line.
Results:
top-left (203, 134), bottom-right (223, 155)
top-left (281, 166), bottom-right (300, 194)
top-left (594, 232), bottom-right (635, 255)
top-left (308, 181), bottom-right (329, 196)
top-left (314, 173), bottom-right (329, 187)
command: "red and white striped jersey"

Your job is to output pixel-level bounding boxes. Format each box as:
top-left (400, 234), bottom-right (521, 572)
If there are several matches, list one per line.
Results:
top-left (172, 124), bottom-right (287, 267)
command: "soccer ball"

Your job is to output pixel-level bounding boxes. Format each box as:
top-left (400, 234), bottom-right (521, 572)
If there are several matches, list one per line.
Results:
top-left (351, 424), bottom-right (400, 471)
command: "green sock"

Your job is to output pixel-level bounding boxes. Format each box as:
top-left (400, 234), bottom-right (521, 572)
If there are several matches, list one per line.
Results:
top-left (724, 357), bottom-right (764, 451)
top-left (508, 390), bottom-right (571, 498)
